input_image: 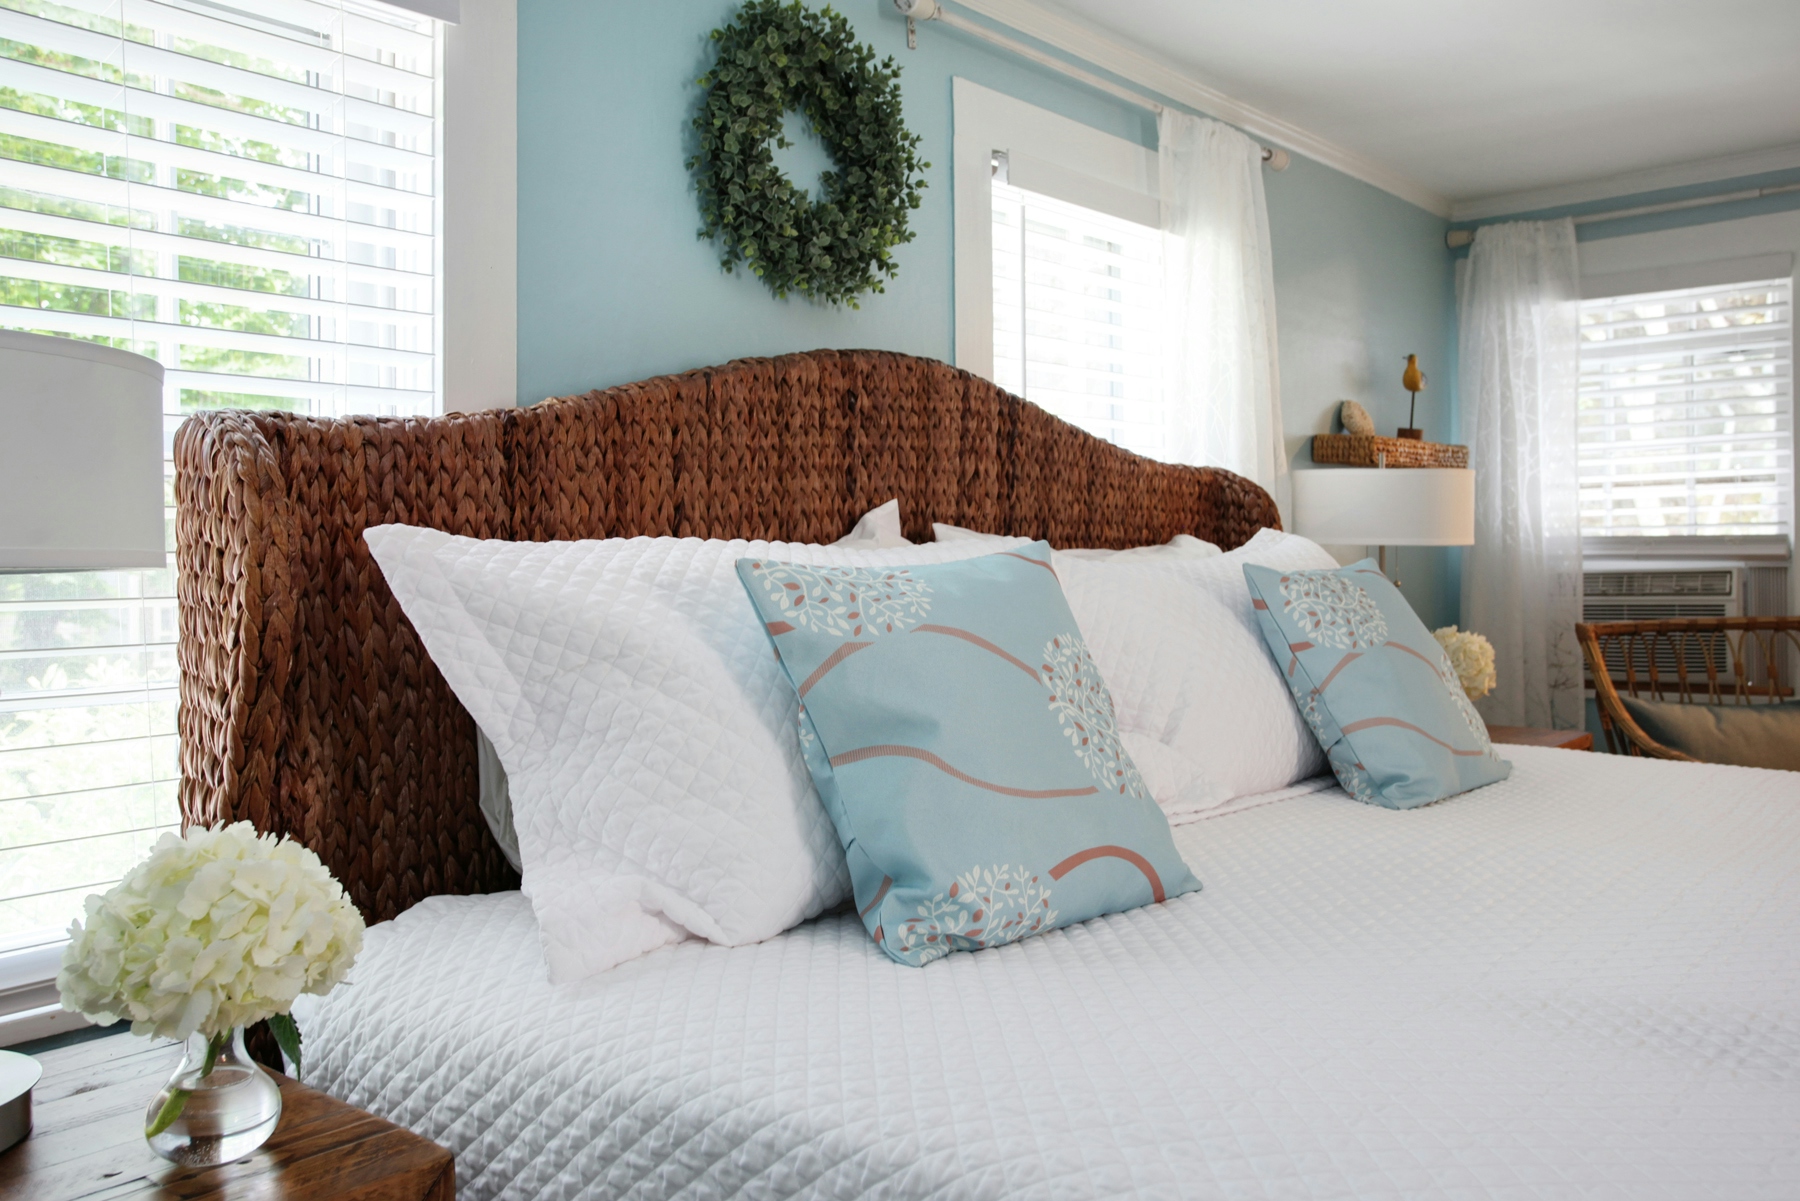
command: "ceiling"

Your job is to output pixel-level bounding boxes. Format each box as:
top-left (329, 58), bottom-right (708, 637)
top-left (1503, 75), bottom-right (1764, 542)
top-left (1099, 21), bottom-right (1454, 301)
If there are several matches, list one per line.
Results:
top-left (1028, 0), bottom-right (1800, 212)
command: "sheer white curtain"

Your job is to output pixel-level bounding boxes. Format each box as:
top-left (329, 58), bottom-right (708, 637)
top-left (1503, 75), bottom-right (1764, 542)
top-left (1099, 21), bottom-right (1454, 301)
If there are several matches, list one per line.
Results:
top-left (1159, 111), bottom-right (1285, 508)
top-left (1459, 219), bottom-right (1584, 728)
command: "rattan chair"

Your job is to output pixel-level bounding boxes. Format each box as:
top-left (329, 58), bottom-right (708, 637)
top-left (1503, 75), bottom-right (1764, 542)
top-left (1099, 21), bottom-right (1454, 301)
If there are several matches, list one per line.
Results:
top-left (1577, 616), bottom-right (1800, 760)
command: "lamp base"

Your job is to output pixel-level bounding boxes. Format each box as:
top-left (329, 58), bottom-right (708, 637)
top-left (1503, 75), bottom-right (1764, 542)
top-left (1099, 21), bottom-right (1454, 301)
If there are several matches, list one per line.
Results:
top-left (0, 1048), bottom-right (42, 1153)
top-left (1377, 545), bottom-right (1403, 591)
top-left (1395, 428), bottom-right (1424, 440)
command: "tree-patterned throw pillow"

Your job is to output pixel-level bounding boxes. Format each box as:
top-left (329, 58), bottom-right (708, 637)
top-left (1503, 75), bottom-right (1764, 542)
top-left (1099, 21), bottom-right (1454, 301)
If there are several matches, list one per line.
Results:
top-left (736, 542), bottom-right (1200, 966)
top-left (1242, 560), bottom-right (1512, 808)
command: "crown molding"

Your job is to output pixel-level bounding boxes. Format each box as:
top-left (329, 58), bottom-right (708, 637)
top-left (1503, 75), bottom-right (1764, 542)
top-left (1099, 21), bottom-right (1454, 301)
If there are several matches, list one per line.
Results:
top-left (1452, 142), bottom-right (1800, 222)
top-left (949, 0), bottom-right (1453, 218)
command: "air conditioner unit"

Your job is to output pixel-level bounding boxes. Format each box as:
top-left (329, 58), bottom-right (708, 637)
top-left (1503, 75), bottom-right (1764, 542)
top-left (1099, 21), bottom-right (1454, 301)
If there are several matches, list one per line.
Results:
top-left (1582, 565), bottom-right (1745, 687)
top-left (1582, 566), bottom-right (1744, 623)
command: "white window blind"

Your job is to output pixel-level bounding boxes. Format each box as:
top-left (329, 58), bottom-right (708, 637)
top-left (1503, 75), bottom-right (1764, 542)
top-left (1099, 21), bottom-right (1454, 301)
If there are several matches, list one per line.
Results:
top-left (990, 178), bottom-right (1165, 460)
top-left (0, 0), bottom-right (439, 952)
top-left (1578, 278), bottom-right (1793, 538)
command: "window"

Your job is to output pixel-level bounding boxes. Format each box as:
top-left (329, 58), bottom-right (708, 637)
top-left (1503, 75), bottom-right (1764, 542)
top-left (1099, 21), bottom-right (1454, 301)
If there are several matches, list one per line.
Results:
top-left (951, 79), bottom-right (1164, 455)
top-left (990, 178), bottom-right (1165, 459)
top-left (1578, 278), bottom-right (1793, 538)
top-left (0, 0), bottom-right (440, 961)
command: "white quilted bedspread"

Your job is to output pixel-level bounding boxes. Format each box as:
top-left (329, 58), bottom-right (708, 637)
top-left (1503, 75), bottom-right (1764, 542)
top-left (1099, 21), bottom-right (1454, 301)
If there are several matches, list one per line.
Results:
top-left (300, 747), bottom-right (1800, 1200)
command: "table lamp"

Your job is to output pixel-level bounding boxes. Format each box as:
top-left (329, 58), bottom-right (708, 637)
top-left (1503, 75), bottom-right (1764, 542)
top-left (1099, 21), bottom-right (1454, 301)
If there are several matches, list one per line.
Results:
top-left (1291, 465), bottom-right (1474, 582)
top-left (1, 330), bottom-right (165, 572)
top-left (0, 331), bottom-right (161, 1147)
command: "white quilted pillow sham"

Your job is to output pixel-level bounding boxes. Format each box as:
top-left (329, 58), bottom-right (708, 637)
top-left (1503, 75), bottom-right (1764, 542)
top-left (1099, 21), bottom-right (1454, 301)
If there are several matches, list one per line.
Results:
top-left (1061, 529), bottom-right (1338, 820)
top-left (469, 499), bottom-right (912, 872)
top-left (833, 498), bottom-right (911, 548)
top-left (363, 526), bottom-right (1014, 983)
top-left (932, 521), bottom-right (1221, 563)
top-left (913, 525), bottom-right (1338, 817)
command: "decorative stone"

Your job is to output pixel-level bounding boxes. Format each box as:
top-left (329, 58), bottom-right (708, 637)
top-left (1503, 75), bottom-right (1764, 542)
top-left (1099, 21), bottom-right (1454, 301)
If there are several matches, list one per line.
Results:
top-left (1339, 400), bottom-right (1375, 436)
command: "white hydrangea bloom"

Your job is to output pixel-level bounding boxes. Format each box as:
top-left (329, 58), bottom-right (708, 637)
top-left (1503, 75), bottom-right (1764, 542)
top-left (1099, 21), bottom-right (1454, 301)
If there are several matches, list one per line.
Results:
top-left (57, 822), bottom-right (364, 1041)
top-left (1433, 625), bottom-right (1497, 701)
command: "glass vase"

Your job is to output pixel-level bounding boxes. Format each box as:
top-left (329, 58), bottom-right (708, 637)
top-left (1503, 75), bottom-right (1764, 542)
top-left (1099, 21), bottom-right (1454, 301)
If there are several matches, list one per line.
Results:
top-left (144, 1027), bottom-right (283, 1166)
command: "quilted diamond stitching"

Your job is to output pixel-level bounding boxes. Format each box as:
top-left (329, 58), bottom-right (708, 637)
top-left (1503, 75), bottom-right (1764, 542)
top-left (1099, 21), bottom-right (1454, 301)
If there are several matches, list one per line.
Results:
top-left (1060, 529), bottom-right (1336, 815)
top-left (363, 526), bottom-right (1030, 982)
top-left (300, 744), bottom-right (1800, 1199)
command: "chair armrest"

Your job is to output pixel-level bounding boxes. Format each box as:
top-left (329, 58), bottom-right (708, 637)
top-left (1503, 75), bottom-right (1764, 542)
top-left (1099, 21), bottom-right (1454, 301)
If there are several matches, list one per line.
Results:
top-left (1575, 622), bottom-right (1699, 761)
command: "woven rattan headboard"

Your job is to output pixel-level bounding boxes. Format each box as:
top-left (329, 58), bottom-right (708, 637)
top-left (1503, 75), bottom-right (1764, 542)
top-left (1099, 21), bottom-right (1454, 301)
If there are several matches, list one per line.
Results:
top-left (173, 349), bottom-right (1279, 921)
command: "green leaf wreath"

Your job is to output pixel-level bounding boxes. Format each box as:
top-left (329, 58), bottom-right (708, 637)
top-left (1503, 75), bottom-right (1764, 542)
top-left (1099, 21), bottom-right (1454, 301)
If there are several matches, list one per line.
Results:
top-left (688, 0), bottom-right (929, 306)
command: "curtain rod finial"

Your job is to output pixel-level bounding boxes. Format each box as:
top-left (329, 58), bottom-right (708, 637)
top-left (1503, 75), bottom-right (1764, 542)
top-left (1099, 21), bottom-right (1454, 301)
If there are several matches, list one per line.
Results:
top-left (1262, 146), bottom-right (1290, 171)
top-left (1446, 229), bottom-right (1475, 249)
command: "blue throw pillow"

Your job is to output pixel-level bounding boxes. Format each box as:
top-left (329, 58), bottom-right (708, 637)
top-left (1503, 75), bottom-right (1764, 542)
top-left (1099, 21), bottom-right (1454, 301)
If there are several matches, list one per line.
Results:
top-left (1242, 560), bottom-right (1511, 808)
top-left (737, 542), bottom-right (1200, 966)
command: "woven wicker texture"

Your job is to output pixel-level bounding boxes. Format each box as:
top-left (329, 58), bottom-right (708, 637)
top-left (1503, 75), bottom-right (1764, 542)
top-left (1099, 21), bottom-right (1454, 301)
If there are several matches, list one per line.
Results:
top-left (175, 350), bottom-right (1279, 921)
top-left (1312, 433), bottom-right (1469, 469)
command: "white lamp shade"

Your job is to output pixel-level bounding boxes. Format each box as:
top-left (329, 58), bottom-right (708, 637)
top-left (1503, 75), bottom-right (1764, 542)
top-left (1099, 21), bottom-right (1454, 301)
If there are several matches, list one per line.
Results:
top-left (1292, 467), bottom-right (1475, 547)
top-left (0, 330), bottom-right (165, 571)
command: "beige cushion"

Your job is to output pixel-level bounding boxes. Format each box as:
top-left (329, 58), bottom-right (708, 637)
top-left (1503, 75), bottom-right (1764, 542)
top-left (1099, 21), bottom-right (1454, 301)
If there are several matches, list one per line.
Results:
top-left (1620, 696), bottom-right (1800, 771)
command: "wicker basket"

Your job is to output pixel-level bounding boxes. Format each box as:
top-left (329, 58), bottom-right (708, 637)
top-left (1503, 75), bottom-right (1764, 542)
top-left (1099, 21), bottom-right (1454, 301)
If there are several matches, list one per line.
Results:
top-left (1312, 433), bottom-right (1468, 469)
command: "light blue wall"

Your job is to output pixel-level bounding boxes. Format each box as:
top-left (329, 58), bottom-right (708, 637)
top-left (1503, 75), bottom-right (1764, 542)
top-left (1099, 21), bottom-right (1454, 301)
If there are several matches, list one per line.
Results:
top-left (1263, 153), bottom-right (1460, 627)
top-left (517, 0), bottom-right (1458, 624)
top-left (516, 0), bottom-right (1151, 401)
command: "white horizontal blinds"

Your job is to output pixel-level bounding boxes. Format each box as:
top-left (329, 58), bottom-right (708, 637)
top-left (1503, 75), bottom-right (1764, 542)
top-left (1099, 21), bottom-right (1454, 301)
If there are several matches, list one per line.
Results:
top-left (0, 0), bottom-right (438, 414)
top-left (1578, 278), bottom-right (1793, 538)
top-left (991, 179), bottom-right (1165, 460)
top-left (0, 0), bottom-right (438, 947)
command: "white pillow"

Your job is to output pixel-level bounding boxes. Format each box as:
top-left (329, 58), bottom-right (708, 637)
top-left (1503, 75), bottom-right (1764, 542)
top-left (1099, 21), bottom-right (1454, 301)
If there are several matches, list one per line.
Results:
top-left (472, 499), bottom-right (911, 871)
top-left (1060, 529), bottom-right (1337, 820)
top-left (1058, 536), bottom-right (1218, 562)
top-left (365, 526), bottom-right (1008, 983)
top-left (834, 498), bottom-right (911, 548)
top-left (932, 521), bottom-right (1220, 563)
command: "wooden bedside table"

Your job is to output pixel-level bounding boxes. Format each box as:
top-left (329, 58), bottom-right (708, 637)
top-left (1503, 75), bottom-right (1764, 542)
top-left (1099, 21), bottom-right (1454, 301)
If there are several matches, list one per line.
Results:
top-left (1487, 725), bottom-right (1594, 751)
top-left (0, 1033), bottom-right (452, 1201)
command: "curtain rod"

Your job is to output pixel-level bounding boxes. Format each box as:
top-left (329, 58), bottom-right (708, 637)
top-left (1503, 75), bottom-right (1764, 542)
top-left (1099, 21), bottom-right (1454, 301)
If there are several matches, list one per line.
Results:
top-left (893, 0), bottom-right (1290, 171)
top-left (1445, 181), bottom-right (1800, 248)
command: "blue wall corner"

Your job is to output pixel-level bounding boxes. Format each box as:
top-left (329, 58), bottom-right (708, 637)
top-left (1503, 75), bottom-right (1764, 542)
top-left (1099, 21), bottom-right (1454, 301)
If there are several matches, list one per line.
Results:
top-left (1259, 151), bottom-right (1458, 627)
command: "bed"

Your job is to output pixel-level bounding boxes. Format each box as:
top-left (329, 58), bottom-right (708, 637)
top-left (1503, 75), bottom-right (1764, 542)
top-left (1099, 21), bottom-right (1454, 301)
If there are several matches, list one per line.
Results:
top-left (175, 350), bottom-right (1800, 1199)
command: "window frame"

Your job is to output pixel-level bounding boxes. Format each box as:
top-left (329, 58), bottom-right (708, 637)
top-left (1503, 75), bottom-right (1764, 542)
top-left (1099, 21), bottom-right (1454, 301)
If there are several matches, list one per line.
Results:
top-left (988, 174), bottom-right (1168, 457)
top-left (1577, 254), bottom-right (1798, 566)
top-left (1578, 275), bottom-right (1793, 543)
top-left (950, 77), bottom-right (1159, 384)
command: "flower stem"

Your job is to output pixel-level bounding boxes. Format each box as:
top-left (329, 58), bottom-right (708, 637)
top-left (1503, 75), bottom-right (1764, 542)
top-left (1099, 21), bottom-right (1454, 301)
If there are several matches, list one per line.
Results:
top-left (145, 1088), bottom-right (190, 1138)
top-left (200, 1030), bottom-right (226, 1077)
top-left (145, 1031), bottom-right (230, 1138)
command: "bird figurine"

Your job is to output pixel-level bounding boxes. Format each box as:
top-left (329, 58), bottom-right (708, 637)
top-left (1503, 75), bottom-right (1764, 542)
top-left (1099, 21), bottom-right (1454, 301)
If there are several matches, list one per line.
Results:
top-left (1399, 354), bottom-right (1426, 440)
